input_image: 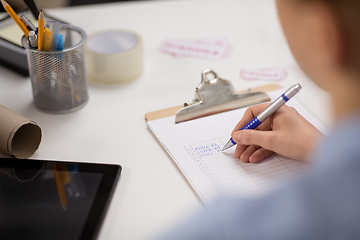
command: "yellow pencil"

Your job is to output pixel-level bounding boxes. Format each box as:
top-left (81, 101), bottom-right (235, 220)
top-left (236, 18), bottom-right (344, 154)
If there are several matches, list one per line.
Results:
top-left (53, 164), bottom-right (68, 211)
top-left (43, 28), bottom-right (52, 51)
top-left (0, 0), bottom-right (29, 38)
top-left (58, 164), bottom-right (71, 185)
top-left (38, 10), bottom-right (44, 51)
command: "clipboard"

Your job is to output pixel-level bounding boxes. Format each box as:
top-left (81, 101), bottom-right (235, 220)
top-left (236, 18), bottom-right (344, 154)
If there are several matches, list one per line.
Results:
top-left (145, 69), bottom-right (281, 123)
top-left (145, 70), bottom-right (326, 204)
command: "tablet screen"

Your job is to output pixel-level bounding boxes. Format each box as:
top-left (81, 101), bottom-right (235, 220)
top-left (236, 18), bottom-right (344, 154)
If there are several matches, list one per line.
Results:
top-left (0, 158), bottom-right (121, 240)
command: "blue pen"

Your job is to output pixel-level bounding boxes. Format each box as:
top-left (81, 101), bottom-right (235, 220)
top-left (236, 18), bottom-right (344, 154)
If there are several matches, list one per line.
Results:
top-left (55, 34), bottom-right (64, 51)
top-left (222, 84), bottom-right (302, 151)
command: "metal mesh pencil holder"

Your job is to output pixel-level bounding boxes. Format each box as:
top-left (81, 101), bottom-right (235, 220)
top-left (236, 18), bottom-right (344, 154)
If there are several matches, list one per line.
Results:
top-left (22, 26), bottom-right (89, 114)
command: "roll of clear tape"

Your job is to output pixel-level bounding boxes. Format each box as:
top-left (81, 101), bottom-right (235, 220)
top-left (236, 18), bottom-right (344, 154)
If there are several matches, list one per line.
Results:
top-left (85, 30), bottom-right (143, 84)
top-left (0, 104), bottom-right (42, 159)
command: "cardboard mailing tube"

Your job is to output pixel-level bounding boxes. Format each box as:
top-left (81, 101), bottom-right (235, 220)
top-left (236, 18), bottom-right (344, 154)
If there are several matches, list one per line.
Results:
top-left (0, 104), bottom-right (42, 159)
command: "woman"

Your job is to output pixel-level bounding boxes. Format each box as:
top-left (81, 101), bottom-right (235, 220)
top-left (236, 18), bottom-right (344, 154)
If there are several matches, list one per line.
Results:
top-left (154, 0), bottom-right (360, 239)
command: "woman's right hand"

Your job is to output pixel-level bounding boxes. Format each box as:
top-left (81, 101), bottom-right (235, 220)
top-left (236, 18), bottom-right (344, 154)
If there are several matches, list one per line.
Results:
top-left (230, 103), bottom-right (323, 163)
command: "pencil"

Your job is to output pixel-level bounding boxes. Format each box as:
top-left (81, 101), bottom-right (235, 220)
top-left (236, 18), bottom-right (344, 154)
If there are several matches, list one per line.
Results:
top-left (54, 164), bottom-right (68, 211)
top-left (0, 0), bottom-right (29, 38)
top-left (38, 10), bottom-right (44, 51)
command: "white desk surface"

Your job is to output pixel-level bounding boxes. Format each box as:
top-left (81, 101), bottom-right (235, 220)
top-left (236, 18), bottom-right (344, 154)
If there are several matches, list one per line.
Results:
top-left (0, 0), bottom-right (333, 239)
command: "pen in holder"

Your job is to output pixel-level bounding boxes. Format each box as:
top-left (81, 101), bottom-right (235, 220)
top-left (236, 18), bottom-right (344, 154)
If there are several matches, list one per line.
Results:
top-left (21, 25), bottom-right (89, 113)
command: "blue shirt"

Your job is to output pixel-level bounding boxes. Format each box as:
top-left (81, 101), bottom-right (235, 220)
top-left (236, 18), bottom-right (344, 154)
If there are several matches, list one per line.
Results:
top-left (153, 113), bottom-right (360, 240)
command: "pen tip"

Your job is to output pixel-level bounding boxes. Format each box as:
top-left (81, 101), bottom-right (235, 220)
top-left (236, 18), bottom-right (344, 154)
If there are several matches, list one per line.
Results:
top-left (222, 139), bottom-right (235, 151)
top-left (39, 9), bottom-right (44, 18)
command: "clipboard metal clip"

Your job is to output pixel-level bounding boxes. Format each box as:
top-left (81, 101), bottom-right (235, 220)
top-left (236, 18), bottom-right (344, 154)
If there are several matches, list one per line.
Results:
top-left (175, 69), bottom-right (271, 123)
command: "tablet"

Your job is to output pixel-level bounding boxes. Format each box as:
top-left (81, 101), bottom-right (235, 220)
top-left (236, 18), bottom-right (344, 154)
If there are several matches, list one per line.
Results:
top-left (0, 158), bottom-right (121, 240)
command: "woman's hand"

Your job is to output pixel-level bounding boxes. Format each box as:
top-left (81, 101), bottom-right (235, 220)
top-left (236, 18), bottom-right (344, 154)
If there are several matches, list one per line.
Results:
top-left (231, 103), bottom-right (322, 163)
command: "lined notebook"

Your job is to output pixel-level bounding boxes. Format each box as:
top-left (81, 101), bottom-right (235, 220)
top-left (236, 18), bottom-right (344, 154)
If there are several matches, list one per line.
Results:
top-left (147, 89), bottom-right (327, 205)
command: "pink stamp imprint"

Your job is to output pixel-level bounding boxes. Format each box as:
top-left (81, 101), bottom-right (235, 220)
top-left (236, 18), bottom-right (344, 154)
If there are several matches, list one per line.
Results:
top-left (240, 67), bottom-right (287, 81)
top-left (160, 36), bottom-right (232, 61)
